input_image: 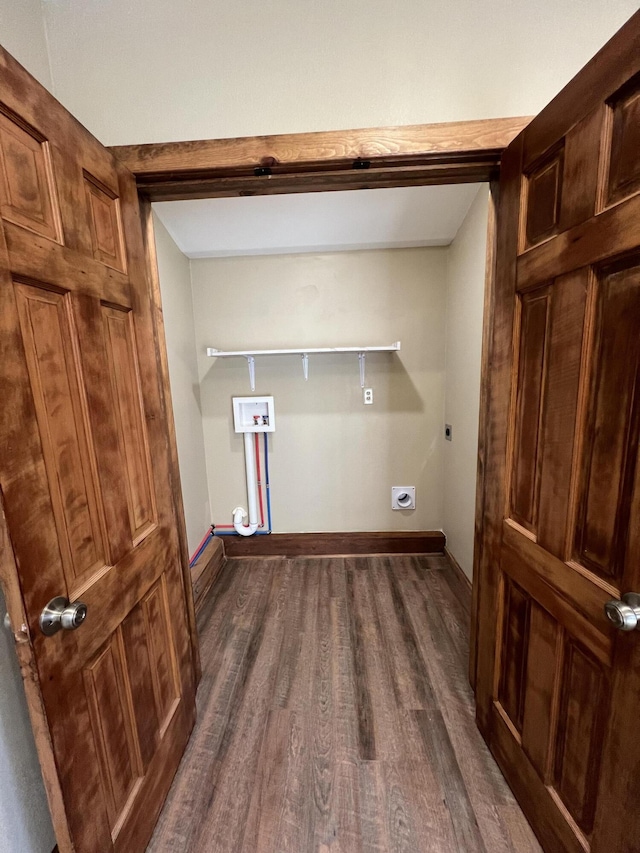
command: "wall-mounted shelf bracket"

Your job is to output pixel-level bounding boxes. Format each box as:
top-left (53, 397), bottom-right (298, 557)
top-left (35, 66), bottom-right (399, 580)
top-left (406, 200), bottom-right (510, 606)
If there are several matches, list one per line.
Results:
top-left (206, 342), bottom-right (400, 390)
top-left (246, 355), bottom-right (256, 392)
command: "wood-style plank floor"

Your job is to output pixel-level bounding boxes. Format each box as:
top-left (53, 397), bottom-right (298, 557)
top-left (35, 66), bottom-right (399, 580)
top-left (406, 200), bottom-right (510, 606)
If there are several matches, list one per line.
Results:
top-left (147, 555), bottom-right (541, 852)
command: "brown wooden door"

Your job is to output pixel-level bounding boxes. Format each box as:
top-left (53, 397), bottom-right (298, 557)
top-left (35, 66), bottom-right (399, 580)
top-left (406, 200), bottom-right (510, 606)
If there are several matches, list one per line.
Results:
top-left (474, 11), bottom-right (640, 853)
top-left (0, 48), bottom-right (198, 853)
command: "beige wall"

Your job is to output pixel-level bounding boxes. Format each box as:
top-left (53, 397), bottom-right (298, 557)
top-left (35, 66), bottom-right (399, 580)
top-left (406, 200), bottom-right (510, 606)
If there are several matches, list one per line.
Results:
top-left (443, 187), bottom-right (490, 579)
top-left (39, 0), bottom-right (637, 145)
top-left (153, 213), bottom-right (211, 555)
top-left (0, 0), bottom-right (52, 89)
top-left (191, 248), bottom-right (447, 533)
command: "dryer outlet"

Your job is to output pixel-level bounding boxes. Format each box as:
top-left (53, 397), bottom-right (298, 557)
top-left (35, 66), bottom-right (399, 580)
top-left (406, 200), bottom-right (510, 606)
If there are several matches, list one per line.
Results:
top-left (391, 486), bottom-right (415, 510)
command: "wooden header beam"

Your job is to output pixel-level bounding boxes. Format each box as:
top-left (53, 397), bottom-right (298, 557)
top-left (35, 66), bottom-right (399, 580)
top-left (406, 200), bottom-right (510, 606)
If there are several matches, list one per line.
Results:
top-left (110, 116), bottom-right (531, 200)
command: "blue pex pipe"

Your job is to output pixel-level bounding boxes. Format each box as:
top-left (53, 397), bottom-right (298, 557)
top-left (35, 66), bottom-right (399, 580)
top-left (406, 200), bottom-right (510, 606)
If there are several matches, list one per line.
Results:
top-left (214, 530), bottom-right (271, 536)
top-left (264, 432), bottom-right (272, 532)
top-left (189, 529), bottom-right (214, 567)
top-left (215, 433), bottom-right (273, 538)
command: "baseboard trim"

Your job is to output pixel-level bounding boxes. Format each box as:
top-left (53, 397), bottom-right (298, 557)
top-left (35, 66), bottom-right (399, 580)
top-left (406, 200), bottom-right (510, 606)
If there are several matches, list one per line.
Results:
top-left (444, 546), bottom-right (473, 615)
top-left (219, 530), bottom-right (445, 558)
top-left (191, 536), bottom-right (226, 612)
top-left (444, 547), bottom-right (472, 592)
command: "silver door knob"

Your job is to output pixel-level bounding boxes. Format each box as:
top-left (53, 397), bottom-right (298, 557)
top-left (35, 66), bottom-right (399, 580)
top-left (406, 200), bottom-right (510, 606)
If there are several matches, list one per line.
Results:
top-left (604, 593), bottom-right (640, 632)
top-left (40, 597), bottom-right (88, 636)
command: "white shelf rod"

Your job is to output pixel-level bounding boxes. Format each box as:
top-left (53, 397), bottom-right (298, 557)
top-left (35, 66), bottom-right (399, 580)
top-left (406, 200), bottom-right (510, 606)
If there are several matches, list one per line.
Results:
top-left (206, 342), bottom-right (401, 357)
top-left (206, 342), bottom-right (401, 391)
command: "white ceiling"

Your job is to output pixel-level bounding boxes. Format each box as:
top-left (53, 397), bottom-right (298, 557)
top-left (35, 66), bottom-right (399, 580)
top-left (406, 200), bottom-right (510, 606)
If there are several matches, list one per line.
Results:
top-left (152, 183), bottom-right (483, 259)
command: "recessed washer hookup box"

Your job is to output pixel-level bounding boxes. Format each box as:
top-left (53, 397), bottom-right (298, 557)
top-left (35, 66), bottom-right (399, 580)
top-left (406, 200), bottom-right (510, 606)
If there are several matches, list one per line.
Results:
top-left (232, 396), bottom-right (276, 433)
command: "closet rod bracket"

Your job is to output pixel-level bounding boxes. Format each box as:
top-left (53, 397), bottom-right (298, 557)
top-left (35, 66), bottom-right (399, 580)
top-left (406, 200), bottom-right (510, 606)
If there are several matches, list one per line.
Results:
top-left (246, 355), bottom-right (256, 391)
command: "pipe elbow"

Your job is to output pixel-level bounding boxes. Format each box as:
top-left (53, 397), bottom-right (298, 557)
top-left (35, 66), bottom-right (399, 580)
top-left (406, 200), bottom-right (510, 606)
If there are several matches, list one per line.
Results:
top-left (233, 506), bottom-right (258, 537)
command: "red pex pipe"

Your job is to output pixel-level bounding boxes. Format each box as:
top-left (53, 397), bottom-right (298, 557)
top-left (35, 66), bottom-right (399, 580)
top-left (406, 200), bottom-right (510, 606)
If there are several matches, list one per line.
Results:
top-left (191, 529), bottom-right (212, 559)
top-left (213, 432), bottom-right (265, 531)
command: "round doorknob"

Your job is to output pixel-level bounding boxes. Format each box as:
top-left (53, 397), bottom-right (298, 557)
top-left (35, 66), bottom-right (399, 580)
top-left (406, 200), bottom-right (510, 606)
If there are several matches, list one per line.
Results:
top-left (60, 601), bottom-right (88, 631)
top-left (604, 593), bottom-right (640, 632)
top-left (40, 597), bottom-right (88, 636)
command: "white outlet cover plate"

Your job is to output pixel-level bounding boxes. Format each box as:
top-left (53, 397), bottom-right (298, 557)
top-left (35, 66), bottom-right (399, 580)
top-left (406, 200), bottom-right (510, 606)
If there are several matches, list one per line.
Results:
top-left (391, 486), bottom-right (416, 510)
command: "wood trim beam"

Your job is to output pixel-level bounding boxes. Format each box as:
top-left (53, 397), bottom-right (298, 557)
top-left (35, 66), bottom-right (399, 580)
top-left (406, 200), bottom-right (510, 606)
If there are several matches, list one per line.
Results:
top-left (111, 117), bottom-right (531, 200)
top-left (219, 530), bottom-right (446, 558)
top-left (128, 160), bottom-right (501, 202)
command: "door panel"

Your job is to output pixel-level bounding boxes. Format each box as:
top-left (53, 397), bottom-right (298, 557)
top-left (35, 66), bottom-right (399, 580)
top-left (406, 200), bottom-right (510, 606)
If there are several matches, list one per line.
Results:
top-left (83, 171), bottom-right (127, 272)
top-left (0, 46), bottom-right (197, 853)
top-left (84, 632), bottom-right (142, 831)
top-left (604, 72), bottom-right (640, 207)
top-left (509, 284), bottom-right (551, 534)
top-left (0, 106), bottom-right (62, 241)
top-left (496, 572), bottom-right (611, 836)
top-left (536, 270), bottom-right (587, 558)
top-left (553, 640), bottom-right (608, 834)
top-left (474, 11), bottom-right (640, 853)
top-left (15, 282), bottom-right (108, 588)
top-left (102, 303), bottom-right (157, 543)
top-left (521, 146), bottom-right (564, 249)
top-left (497, 577), bottom-right (531, 731)
top-left (520, 601), bottom-right (560, 776)
top-left (574, 260), bottom-right (640, 581)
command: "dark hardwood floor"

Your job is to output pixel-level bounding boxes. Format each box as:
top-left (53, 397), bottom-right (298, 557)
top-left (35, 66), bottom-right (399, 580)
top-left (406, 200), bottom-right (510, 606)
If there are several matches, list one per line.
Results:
top-left (147, 555), bottom-right (541, 852)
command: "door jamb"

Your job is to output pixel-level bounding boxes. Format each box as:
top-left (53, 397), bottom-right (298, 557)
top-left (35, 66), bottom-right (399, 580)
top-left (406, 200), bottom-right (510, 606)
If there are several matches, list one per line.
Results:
top-left (119, 118), bottom-right (522, 687)
top-left (138, 199), bottom-right (202, 682)
top-left (469, 178), bottom-right (500, 689)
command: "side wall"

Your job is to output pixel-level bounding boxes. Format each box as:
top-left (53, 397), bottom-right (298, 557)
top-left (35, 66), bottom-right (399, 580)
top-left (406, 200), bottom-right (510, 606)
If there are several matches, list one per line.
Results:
top-left (190, 248), bottom-right (447, 533)
top-left (153, 213), bottom-right (211, 555)
top-left (442, 187), bottom-right (490, 579)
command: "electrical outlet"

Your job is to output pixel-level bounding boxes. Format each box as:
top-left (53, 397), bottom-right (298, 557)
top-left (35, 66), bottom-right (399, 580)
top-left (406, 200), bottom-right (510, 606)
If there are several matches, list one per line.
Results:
top-left (364, 388), bottom-right (373, 405)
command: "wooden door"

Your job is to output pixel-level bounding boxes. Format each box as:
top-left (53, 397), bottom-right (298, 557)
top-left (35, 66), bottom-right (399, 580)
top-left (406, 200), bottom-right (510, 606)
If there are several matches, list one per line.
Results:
top-left (0, 47), bottom-right (198, 852)
top-left (474, 10), bottom-right (640, 853)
